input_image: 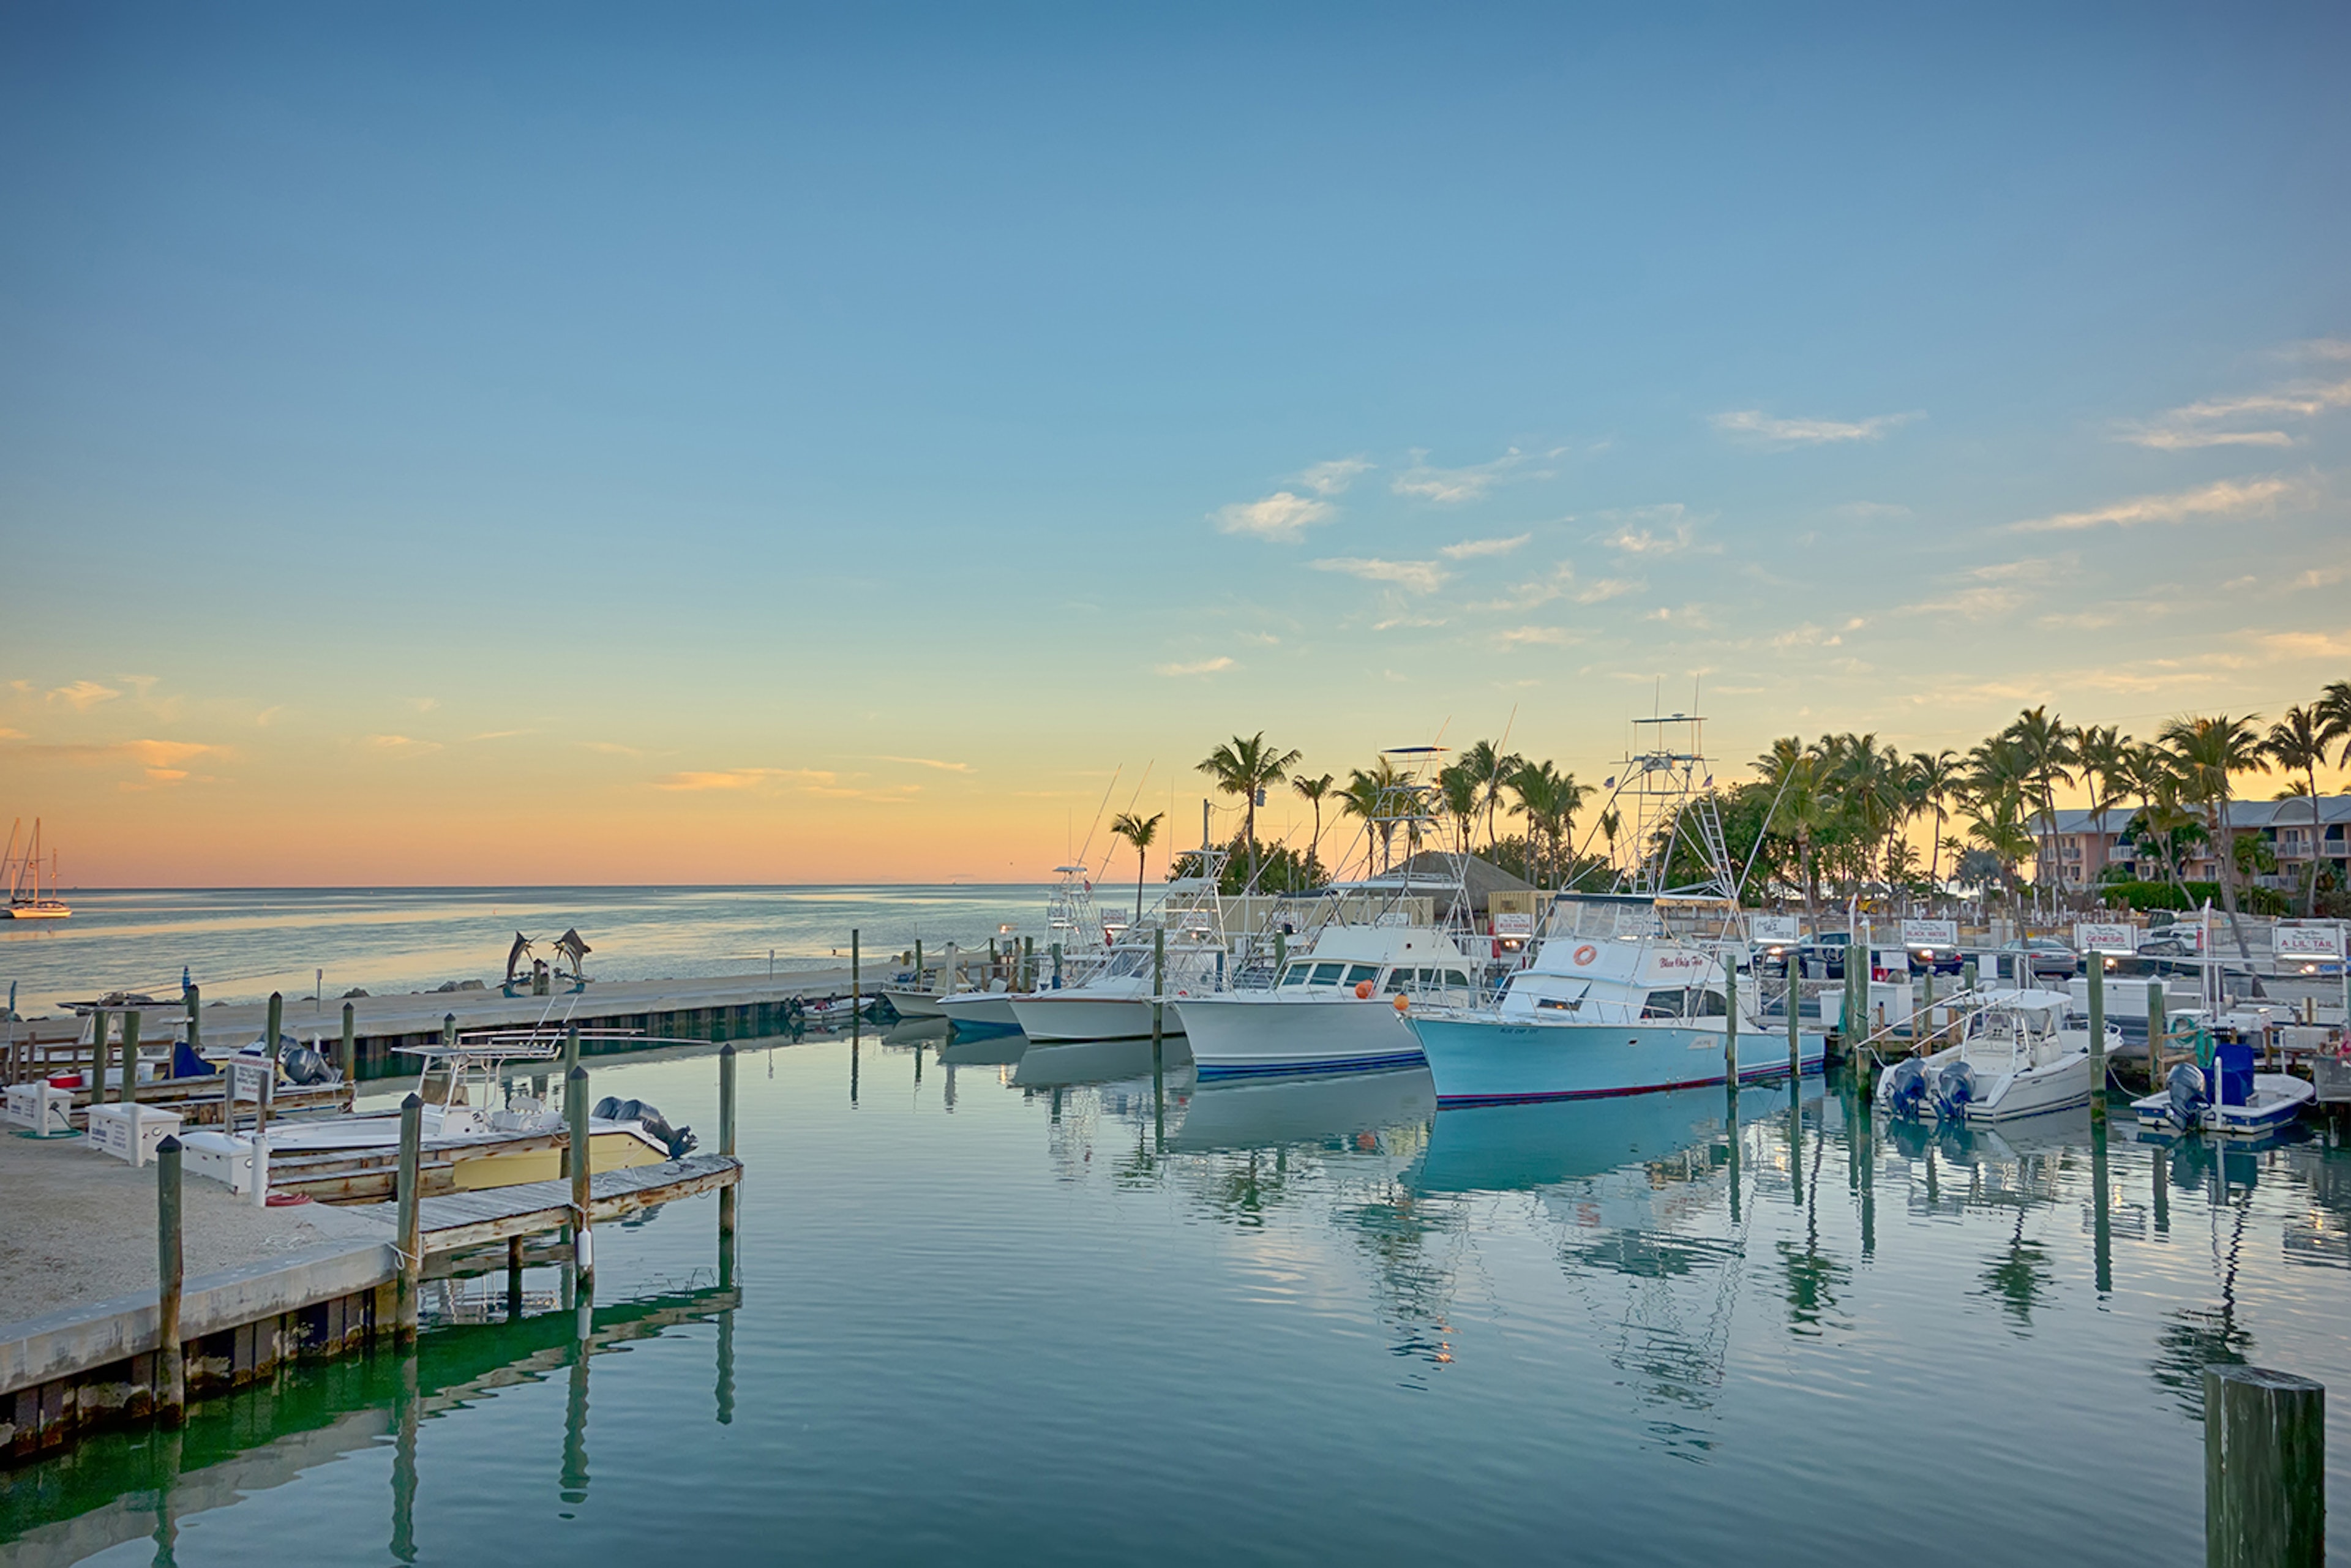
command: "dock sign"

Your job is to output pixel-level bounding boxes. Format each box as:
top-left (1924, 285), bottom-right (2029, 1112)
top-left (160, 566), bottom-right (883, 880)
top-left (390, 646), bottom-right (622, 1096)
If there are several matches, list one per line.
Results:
top-left (1749, 915), bottom-right (1799, 944)
top-left (1898, 919), bottom-right (1958, 948)
top-left (2073, 922), bottom-right (2138, 955)
top-left (2275, 925), bottom-right (2347, 959)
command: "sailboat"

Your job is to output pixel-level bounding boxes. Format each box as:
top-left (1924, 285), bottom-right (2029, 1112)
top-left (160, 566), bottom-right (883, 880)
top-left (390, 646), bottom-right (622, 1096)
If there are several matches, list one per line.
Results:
top-left (0, 818), bottom-right (72, 920)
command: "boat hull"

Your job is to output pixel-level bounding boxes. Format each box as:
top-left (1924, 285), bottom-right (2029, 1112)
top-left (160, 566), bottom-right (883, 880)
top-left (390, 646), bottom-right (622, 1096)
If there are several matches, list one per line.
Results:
top-left (2129, 1073), bottom-right (2314, 1138)
top-left (1176, 994), bottom-right (1423, 1079)
top-left (1408, 1015), bottom-right (1823, 1106)
top-left (936, 993), bottom-right (1022, 1038)
top-left (1008, 993), bottom-right (1185, 1049)
top-left (881, 989), bottom-right (946, 1019)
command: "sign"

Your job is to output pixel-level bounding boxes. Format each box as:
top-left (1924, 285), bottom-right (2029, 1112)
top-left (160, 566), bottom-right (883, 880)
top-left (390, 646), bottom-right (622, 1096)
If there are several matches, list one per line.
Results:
top-left (1491, 913), bottom-right (1534, 937)
top-left (1899, 919), bottom-right (1959, 948)
top-left (1749, 915), bottom-right (1799, 944)
top-left (2276, 925), bottom-right (2348, 959)
top-left (2074, 922), bottom-right (2139, 955)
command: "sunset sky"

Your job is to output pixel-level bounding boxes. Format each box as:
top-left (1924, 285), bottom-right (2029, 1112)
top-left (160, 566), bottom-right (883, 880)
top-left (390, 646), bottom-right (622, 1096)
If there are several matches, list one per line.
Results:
top-left (4, 4), bottom-right (2348, 886)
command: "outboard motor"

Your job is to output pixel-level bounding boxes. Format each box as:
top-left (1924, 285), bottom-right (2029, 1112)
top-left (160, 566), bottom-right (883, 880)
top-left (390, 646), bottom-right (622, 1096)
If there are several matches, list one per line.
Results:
top-left (2165, 1063), bottom-right (2207, 1130)
top-left (1932, 1060), bottom-right (1977, 1122)
top-left (279, 1043), bottom-right (332, 1086)
top-left (598, 1095), bottom-right (696, 1158)
top-left (1882, 1057), bottom-right (1929, 1119)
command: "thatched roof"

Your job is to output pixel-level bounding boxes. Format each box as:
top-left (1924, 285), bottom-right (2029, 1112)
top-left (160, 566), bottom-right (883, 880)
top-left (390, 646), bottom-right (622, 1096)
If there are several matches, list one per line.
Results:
top-left (1355, 850), bottom-right (1532, 915)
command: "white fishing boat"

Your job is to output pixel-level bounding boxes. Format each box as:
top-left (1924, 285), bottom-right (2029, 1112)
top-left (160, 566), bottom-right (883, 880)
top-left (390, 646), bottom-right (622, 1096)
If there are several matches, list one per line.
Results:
top-left (936, 984), bottom-right (1024, 1038)
top-left (1875, 989), bottom-right (2118, 1123)
top-left (1178, 923), bottom-right (1480, 1079)
top-left (1009, 850), bottom-right (1232, 1049)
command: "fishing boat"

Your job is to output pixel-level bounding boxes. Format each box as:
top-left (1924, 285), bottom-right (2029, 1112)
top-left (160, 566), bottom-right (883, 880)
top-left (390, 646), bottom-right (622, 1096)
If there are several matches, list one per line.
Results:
top-left (1, 818), bottom-right (71, 919)
top-left (1875, 988), bottom-right (2118, 1123)
top-left (907, 869), bottom-right (1113, 1031)
top-left (2130, 1021), bottom-right (2315, 1138)
top-left (1008, 849), bottom-right (1232, 1049)
top-left (1178, 923), bottom-right (1482, 1078)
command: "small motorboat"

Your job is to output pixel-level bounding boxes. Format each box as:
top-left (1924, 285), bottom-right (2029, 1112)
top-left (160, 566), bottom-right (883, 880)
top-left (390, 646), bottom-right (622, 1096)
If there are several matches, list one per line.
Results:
top-left (1875, 988), bottom-right (2117, 1123)
top-left (2130, 1039), bottom-right (2314, 1138)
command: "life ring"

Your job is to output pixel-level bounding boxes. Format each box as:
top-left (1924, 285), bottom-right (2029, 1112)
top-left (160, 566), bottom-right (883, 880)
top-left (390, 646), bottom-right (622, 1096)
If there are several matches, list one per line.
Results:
top-left (1354, 979), bottom-right (1376, 999)
top-left (1572, 944), bottom-right (1597, 966)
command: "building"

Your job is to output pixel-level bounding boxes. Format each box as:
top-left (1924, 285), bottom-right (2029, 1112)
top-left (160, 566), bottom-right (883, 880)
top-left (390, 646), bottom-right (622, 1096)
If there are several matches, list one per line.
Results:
top-left (2045, 795), bottom-right (2351, 891)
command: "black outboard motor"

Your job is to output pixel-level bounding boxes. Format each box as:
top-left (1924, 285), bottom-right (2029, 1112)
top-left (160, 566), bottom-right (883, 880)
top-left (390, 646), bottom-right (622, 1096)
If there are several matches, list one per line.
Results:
top-left (2164, 1063), bottom-right (2207, 1130)
top-left (1932, 1060), bottom-right (1976, 1122)
top-left (280, 1043), bottom-right (332, 1086)
top-left (1883, 1057), bottom-right (1929, 1119)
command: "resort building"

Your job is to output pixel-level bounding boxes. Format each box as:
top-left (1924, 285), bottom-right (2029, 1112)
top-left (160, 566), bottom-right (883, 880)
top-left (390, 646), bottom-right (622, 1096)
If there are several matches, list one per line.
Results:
top-left (2044, 795), bottom-right (2351, 891)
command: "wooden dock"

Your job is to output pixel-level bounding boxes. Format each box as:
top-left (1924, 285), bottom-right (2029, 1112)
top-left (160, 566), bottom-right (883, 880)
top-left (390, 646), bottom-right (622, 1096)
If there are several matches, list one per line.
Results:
top-left (351, 1155), bottom-right (741, 1258)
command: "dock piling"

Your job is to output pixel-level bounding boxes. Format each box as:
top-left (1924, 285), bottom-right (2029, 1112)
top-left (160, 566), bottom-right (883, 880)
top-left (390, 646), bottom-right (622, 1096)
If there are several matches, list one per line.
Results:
top-left (340, 1002), bottom-right (356, 1089)
top-left (121, 1009), bottom-right (141, 1105)
top-left (1787, 969), bottom-right (1801, 1079)
top-left (851, 929), bottom-right (861, 1039)
top-left (2088, 959), bottom-right (2107, 1121)
top-left (156, 1135), bottom-right (186, 1424)
top-left (1051, 940), bottom-right (1062, 989)
top-left (1724, 965), bottom-right (1738, 1079)
top-left (395, 1094), bottom-right (422, 1344)
top-left (718, 1045), bottom-right (738, 1252)
top-left (2205, 1365), bottom-right (2323, 1566)
top-left (564, 1024), bottom-right (579, 1077)
top-left (2147, 980), bottom-right (2166, 1082)
top-left (92, 1007), bottom-right (110, 1104)
top-left (1152, 927), bottom-right (1166, 1150)
top-left (568, 1065), bottom-right (594, 1290)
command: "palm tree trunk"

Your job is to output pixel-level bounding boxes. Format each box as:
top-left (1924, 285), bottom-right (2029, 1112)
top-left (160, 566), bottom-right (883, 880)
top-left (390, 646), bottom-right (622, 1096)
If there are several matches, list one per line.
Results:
top-left (2211, 800), bottom-right (2256, 964)
top-left (1135, 848), bottom-right (1147, 925)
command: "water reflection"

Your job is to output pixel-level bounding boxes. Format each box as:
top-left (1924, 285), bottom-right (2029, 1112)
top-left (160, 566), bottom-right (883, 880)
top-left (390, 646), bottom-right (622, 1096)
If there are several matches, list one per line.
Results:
top-left (1171, 1067), bottom-right (1433, 1153)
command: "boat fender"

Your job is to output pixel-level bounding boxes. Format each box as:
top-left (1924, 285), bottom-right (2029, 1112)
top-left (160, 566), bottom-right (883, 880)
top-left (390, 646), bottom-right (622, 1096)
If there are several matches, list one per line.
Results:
top-left (1393, 994), bottom-right (1409, 1013)
top-left (2165, 1063), bottom-right (2207, 1130)
top-left (1932, 1060), bottom-right (1976, 1120)
top-left (576, 1228), bottom-right (593, 1272)
top-left (1883, 1057), bottom-right (1928, 1119)
top-left (1354, 980), bottom-right (1375, 999)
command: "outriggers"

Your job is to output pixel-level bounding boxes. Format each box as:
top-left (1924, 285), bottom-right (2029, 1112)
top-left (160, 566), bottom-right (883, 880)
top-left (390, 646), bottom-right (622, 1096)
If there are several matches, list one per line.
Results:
top-left (1177, 748), bottom-right (1488, 1079)
top-left (929, 866), bottom-right (1113, 1036)
top-left (1406, 711), bottom-right (1825, 1106)
top-left (1008, 838), bottom-right (1231, 1049)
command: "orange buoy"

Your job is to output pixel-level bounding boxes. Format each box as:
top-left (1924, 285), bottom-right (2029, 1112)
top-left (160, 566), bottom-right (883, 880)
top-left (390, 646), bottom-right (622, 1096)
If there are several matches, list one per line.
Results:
top-left (1354, 979), bottom-right (1375, 999)
top-left (1392, 994), bottom-right (1409, 1012)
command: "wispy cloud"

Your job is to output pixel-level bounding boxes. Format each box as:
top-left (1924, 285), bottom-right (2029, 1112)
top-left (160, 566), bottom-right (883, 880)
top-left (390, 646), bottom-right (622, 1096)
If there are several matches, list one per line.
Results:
top-left (2008, 476), bottom-right (2297, 533)
top-left (654, 767), bottom-right (836, 792)
top-left (404, 697), bottom-right (439, 713)
top-left (583, 741), bottom-right (650, 757)
top-left (1591, 505), bottom-right (1719, 555)
top-left (1493, 626), bottom-right (1581, 647)
top-left (366, 734), bottom-right (443, 757)
top-left (1154, 656), bottom-right (1237, 677)
top-left (1296, 457), bottom-right (1372, 496)
top-left (2118, 373), bottom-right (2351, 449)
top-left (48, 680), bottom-right (121, 711)
top-left (1712, 409), bottom-right (1919, 446)
top-left (1311, 557), bottom-right (1449, 593)
top-left (255, 705), bottom-right (286, 727)
top-left (2, 735), bottom-right (225, 783)
top-left (1574, 577), bottom-right (1642, 604)
top-left (1390, 447), bottom-right (1542, 505)
top-left (469, 729), bottom-right (533, 741)
top-left (1211, 491), bottom-right (1334, 542)
top-left (1440, 533), bottom-right (1531, 560)
top-left (869, 754), bottom-right (973, 773)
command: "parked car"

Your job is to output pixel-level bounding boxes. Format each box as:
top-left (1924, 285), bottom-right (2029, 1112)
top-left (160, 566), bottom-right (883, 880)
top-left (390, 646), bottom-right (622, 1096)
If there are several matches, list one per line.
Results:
top-left (2120, 931), bottom-right (2202, 978)
top-left (1998, 936), bottom-right (2080, 981)
top-left (1904, 942), bottom-right (1967, 977)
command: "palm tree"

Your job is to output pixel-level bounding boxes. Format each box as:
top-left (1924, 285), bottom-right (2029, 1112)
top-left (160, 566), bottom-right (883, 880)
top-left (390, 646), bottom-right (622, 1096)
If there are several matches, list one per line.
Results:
top-left (1756, 737), bottom-right (1829, 915)
top-left (2074, 724), bottom-right (2131, 901)
top-left (2120, 742), bottom-right (2192, 896)
top-left (2263, 706), bottom-right (2329, 916)
top-left (1196, 732), bottom-right (1303, 887)
top-left (1508, 760), bottom-right (1567, 889)
top-left (1438, 762), bottom-right (1480, 854)
top-left (2000, 707), bottom-right (2076, 902)
top-left (1460, 739), bottom-right (1522, 856)
top-left (1291, 773), bottom-right (1335, 877)
top-left (1599, 806), bottom-right (1622, 872)
top-left (1909, 749), bottom-right (1960, 890)
top-left (2161, 713), bottom-right (2268, 962)
top-left (1109, 811), bottom-right (1163, 925)
top-left (1341, 757), bottom-right (1407, 871)
top-left (2318, 679), bottom-right (2351, 767)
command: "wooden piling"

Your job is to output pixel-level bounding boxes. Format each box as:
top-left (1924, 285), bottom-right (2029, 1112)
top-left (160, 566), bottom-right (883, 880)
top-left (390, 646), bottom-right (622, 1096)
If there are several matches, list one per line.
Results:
top-left (395, 1094), bottom-right (422, 1344)
top-left (1787, 968), bottom-right (1801, 1079)
top-left (1274, 928), bottom-right (1287, 979)
top-left (92, 1007), bottom-right (110, 1103)
top-left (915, 937), bottom-right (924, 990)
top-left (340, 1002), bottom-right (356, 1088)
top-left (1051, 940), bottom-right (1062, 989)
top-left (121, 1008), bottom-right (141, 1104)
top-left (156, 1135), bottom-right (186, 1424)
top-left (1724, 965), bottom-right (1739, 1079)
top-left (718, 1045), bottom-right (738, 1249)
top-left (184, 983), bottom-right (201, 1060)
top-left (2148, 980), bottom-right (2167, 1079)
top-left (2088, 958), bottom-right (2107, 1122)
top-left (564, 1024), bottom-right (580, 1076)
top-left (568, 1065), bottom-right (594, 1291)
top-left (2205, 1365), bottom-right (2324, 1566)
top-left (851, 929), bottom-right (861, 1038)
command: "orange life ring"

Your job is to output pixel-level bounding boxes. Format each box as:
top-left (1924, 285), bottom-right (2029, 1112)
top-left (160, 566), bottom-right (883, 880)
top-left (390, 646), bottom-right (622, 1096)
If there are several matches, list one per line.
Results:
top-left (1572, 944), bottom-right (1597, 966)
top-left (1354, 979), bottom-right (1375, 999)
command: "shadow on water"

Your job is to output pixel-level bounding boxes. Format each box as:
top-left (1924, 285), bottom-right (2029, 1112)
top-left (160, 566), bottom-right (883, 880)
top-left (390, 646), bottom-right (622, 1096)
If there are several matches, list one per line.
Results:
top-left (0, 1280), bottom-right (741, 1564)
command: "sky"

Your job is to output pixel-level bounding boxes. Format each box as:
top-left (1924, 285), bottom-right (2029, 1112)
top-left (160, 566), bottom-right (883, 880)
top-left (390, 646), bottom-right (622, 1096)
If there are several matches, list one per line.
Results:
top-left (2, 2), bottom-right (2348, 887)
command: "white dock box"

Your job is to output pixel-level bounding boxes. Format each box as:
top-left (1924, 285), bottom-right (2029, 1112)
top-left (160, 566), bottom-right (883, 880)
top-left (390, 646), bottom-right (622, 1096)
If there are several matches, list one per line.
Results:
top-left (4, 1082), bottom-right (76, 1135)
top-left (84, 1103), bottom-right (186, 1166)
top-left (178, 1129), bottom-right (257, 1193)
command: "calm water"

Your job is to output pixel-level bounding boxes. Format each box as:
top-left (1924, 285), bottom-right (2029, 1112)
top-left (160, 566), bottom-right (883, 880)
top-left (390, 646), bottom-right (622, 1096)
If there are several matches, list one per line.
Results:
top-left (0, 887), bottom-right (1053, 1011)
top-left (5, 1040), bottom-right (2349, 1565)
